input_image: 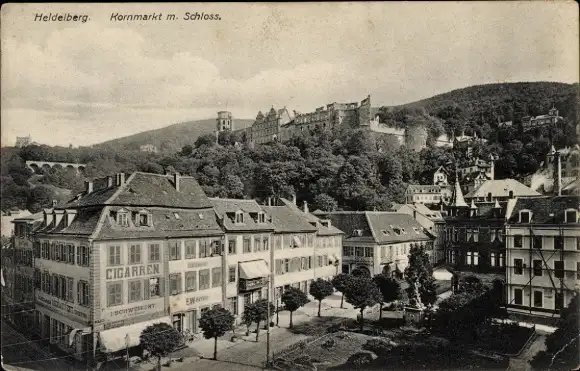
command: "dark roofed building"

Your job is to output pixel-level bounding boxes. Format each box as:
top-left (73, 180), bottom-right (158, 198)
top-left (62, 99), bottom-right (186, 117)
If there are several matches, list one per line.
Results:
top-left (313, 211), bottom-right (433, 278)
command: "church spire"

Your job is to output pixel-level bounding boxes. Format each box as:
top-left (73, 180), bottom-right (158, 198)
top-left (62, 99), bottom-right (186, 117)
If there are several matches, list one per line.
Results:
top-left (450, 179), bottom-right (468, 209)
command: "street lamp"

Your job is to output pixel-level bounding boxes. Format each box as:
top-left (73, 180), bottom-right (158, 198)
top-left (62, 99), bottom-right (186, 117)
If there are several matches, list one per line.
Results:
top-left (266, 273), bottom-right (272, 368)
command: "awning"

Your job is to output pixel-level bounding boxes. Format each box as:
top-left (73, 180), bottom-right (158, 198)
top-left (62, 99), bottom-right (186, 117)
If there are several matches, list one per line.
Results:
top-left (98, 317), bottom-right (171, 352)
top-left (239, 260), bottom-right (270, 279)
top-left (68, 327), bottom-right (91, 346)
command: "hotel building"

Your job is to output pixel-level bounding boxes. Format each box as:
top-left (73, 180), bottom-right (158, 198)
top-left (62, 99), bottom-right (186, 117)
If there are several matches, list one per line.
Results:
top-left (505, 196), bottom-right (580, 319)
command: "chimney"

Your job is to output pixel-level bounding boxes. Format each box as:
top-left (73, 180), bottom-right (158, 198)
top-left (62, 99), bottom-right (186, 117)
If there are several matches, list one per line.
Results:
top-left (85, 180), bottom-right (94, 194)
top-left (107, 176), bottom-right (114, 187)
top-left (52, 200), bottom-right (58, 207)
top-left (292, 194), bottom-right (297, 205)
top-left (554, 151), bottom-right (562, 196)
top-left (303, 201), bottom-right (309, 213)
top-left (268, 197), bottom-right (272, 207)
top-left (173, 173), bottom-right (180, 191)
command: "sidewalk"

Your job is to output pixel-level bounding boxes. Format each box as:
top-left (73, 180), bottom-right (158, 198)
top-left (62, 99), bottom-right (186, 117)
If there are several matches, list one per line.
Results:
top-left (135, 293), bottom-right (361, 371)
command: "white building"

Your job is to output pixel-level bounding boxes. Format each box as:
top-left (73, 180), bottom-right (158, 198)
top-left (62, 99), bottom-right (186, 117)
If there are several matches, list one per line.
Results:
top-left (505, 195), bottom-right (580, 320)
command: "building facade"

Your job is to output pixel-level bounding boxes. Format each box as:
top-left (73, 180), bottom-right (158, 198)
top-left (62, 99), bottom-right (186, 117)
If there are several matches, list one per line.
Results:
top-left (15, 136), bottom-right (32, 148)
top-left (313, 211), bottom-right (433, 278)
top-left (443, 180), bottom-right (514, 276)
top-left (522, 107), bottom-right (563, 132)
top-left (216, 111), bottom-right (234, 132)
top-left (12, 172), bottom-right (344, 364)
top-left (405, 185), bottom-right (453, 206)
top-left (392, 203), bottom-right (445, 265)
top-left (505, 196), bottom-right (580, 319)
top-left (139, 144), bottom-right (158, 153)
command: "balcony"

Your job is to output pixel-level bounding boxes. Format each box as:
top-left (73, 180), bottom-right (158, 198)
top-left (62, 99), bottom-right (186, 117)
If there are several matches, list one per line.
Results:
top-left (239, 277), bottom-right (267, 292)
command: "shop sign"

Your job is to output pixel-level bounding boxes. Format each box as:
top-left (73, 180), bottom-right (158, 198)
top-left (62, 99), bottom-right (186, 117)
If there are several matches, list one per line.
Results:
top-left (105, 264), bottom-right (160, 280)
top-left (239, 277), bottom-right (267, 291)
top-left (187, 261), bottom-right (208, 269)
top-left (36, 292), bottom-right (89, 321)
top-left (185, 295), bottom-right (209, 306)
top-left (108, 303), bottom-right (157, 318)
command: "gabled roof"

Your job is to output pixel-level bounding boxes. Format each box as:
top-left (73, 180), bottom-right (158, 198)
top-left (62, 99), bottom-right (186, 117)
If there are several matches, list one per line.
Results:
top-left (260, 205), bottom-right (318, 233)
top-left (406, 184), bottom-right (452, 193)
top-left (394, 203), bottom-right (445, 222)
top-left (210, 198), bottom-right (275, 232)
top-left (506, 196), bottom-right (579, 224)
top-left (450, 180), bottom-right (468, 208)
top-left (465, 179), bottom-right (541, 199)
top-left (62, 172), bottom-right (212, 209)
top-left (313, 211), bottom-right (432, 244)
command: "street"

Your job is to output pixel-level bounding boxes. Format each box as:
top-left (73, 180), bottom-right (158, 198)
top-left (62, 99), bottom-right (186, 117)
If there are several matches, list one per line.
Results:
top-left (1, 319), bottom-right (76, 371)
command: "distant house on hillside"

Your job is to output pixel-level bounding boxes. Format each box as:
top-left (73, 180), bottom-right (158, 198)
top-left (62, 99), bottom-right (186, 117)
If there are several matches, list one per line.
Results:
top-left (15, 136), bottom-right (32, 148)
top-left (140, 144), bottom-right (158, 153)
top-left (522, 106), bottom-right (563, 132)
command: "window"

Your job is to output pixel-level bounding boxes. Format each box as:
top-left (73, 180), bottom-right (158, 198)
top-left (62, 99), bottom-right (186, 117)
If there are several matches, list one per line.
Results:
top-left (490, 252), bottom-right (496, 267)
top-left (533, 260), bottom-right (542, 276)
top-left (254, 237), bottom-right (262, 252)
top-left (355, 247), bottom-right (364, 257)
top-left (67, 245), bottom-right (75, 264)
top-left (139, 213), bottom-right (149, 226)
top-left (185, 240), bottom-right (196, 259)
top-left (77, 245), bottom-right (89, 266)
top-left (129, 280), bottom-right (142, 303)
top-left (169, 274), bottom-right (182, 295)
top-left (466, 251), bottom-right (478, 266)
top-left (554, 236), bottom-right (564, 250)
top-left (577, 262), bottom-right (580, 279)
top-left (149, 244), bottom-right (160, 262)
top-left (565, 210), bottom-right (578, 224)
top-left (514, 259), bottom-right (523, 275)
top-left (185, 271), bottom-right (197, 292)
top-left (533, 236), bottom-right (542, 249)
top-left (228, 266), bottom-right (236, 283)
top-left (364, 247), bottom-right (373, 258)
top-left (263, 237), bottom-right (269, 251)
top-left (199, 240), bottom-right (213, 258)
top-left (108, 245), bottom-right (121, 266)
top-left (235, 211), bottom-right (244, 224)
top-left (129, 244), bottom-right (141, 264)
top-left (149, 277), bottom-right (161, 297)
top-left (514, 288), bottom-right (523, 305)
top-left (107, 282), bottom-right (123, 307)
top-left (228, 240), bottom-right (236, 255)
top-left (228, 296), bottom-right (238, 316)
top-left (555, 292), bottom-right (564, 311)
top-left (258, 212), bottom-right (265, 223)
top-left (243, 238), bottom-right (251, 253)
top-left (117, 212), bottom-right (129, 226)
top-left (170, 241), bottom-right (181, 260)
top-left (212, 267), bottom-right (222, 288)
top-left (77, 281), bottom-right (89, 307)
top-left (498, 253), bottom-right (505, 267)
top-left (520, 211), bottom-right (531, 223)
top-left (199, 269), bottom-right (210, 290)
top-left (514, 235), bottom-right (523, 248)
top-left (66, 277), bottom-right (74, 301)
top-left (533, 290), bottom-right (543, 307)
top-left (554, 261), bottom-right (564, 278)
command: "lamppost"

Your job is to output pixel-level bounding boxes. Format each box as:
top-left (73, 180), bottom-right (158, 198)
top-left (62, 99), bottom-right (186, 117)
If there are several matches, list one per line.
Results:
top-left (265, 273), bottom-right (272, 368)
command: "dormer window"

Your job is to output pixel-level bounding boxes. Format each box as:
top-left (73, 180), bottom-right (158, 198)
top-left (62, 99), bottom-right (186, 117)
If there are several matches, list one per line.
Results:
top-left (235, 211), bottom-right (244, 224)
top-left (174, 213), bottom-right (180, 220)
top-left (393, 228), bottom-right (402, 236)
top-left (352, 229), bottom-right (363, 237)
top-left (519, 210), bottom-right (531, 224)
top-left (198, 213), bottom-right (205, 220)
top-left (258, 212), bottom-right (266, 224)
top-left (139, 213), bottom-right (149, 226)
top-left (381, 230), bottom-right (390, 236)
top-left (565, 209), bottom-right (578, 224)
top-left (117, 212), bottom-right (129, 227)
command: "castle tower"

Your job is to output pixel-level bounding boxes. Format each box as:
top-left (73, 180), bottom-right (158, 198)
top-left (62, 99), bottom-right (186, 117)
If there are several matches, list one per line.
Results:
top-left (216, 111), bottom-right (234, 132)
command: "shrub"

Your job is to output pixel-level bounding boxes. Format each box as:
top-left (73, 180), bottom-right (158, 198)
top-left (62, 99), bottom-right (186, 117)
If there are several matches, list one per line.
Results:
top-left (363, 338), bottom-right (395, 354)
top-left (321, 338), bottom-right (336, 349)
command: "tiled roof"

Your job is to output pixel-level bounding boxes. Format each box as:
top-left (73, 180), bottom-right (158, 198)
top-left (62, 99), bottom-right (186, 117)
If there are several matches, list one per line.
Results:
top-left (394, 203), bottom-right (445, 222)
top-left (445, 199), bottom-right (517, 221)
top-left (261, 205), bottom-right (319, 233)
top-left (314, 212), bottom-right (432, 244)
top-left (210, 198), bottom-right (275, 232)
top-left (278, 198), bottom-right (343, 236)
top-left (36, 206), bottom-right (104, 236)
top-left (62, 172), bottom-right (212, 209)
top-left (506, 196), bottom-right (579, 224)
top-left (465, 179), bottom-right (541, 199)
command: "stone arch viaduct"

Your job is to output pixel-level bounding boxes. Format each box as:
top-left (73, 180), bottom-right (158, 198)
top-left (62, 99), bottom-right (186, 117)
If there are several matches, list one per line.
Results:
top-left (26, 160), bottom-right (87, 174)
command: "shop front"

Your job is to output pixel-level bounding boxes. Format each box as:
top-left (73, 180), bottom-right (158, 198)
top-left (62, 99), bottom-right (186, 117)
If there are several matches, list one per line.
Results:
top-left (35, 291), bottom-right (91, 360)
top-left (169, 288), bottom-right (223, 335)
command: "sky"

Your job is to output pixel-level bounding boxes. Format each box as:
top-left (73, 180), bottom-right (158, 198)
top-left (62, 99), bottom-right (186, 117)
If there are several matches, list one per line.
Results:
top-left (1, 2), bottom-right (578, 147)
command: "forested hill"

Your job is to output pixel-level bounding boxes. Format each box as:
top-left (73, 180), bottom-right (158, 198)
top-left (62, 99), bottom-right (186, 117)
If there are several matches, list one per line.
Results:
top-left (96, 118), bottom-right (254, 152)
top-left (390, 81), bottom-right (578, 125)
